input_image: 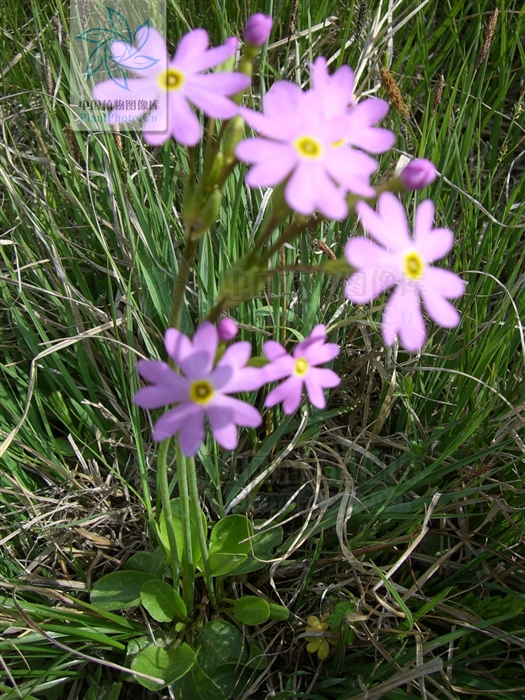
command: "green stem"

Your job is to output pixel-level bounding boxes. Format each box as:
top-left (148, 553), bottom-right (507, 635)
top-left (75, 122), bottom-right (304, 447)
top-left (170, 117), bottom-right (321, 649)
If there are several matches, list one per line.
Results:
top-left (176, 442), bottom-right (194, 617)
top-left (156, 438), bottom-right (180, 584)
top-left (169, 238), bottom-right (198, 330)
top-left (205, 297), bottom-right (228, 324)
top-left (186, 456), bottom-right (217, 609)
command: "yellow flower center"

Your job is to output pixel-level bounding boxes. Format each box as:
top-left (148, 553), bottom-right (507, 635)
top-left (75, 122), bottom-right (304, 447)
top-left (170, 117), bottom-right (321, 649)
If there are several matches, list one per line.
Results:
top-left (294, 135), bottom-right (323, 160)
top-left (294, 357), bottom-right (309, 376)
top-left (403, 251), bottom-right (424, 281)
top-left (159, 68), bottom-right (185, 91)
top-left (189, 380), bottom-right (214, 405)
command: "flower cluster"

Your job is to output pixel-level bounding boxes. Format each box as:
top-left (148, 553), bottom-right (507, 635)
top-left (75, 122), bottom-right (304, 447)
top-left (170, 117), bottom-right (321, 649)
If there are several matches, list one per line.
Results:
top-left (134, 322), bottom-right (341, 455)
top-left (105, 15), bottom-right (468, 454)
top-left (235, 58), bottom-right (394, 220)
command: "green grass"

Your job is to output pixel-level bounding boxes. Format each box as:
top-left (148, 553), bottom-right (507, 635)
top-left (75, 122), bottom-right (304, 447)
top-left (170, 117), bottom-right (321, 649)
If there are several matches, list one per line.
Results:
top-left (1, 0), bottom-right (525, 698)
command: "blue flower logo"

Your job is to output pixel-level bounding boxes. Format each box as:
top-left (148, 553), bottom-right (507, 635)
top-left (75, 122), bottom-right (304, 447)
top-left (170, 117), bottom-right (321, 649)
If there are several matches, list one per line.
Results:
top-left (76, 7), bottom-right (160, 91)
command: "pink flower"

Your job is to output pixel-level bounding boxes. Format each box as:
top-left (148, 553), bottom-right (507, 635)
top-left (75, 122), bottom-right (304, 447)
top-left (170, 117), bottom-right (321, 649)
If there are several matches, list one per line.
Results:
top-left (244, 13), bottom-right (273, 46)
top-left (217, 317), bottom-right (238, 341)
top-left (235, 62), bottom-right (393, 219)
top-left (344, 192), bottom-right (466, 351)
top-left (92, 28), bottom-right (250, 146)
top-left (263, 325), bottom-right (340, 414)
top-left (133, 322), bottom-right (265, 455)
top-left (400, 158), bottom-right (437, 190)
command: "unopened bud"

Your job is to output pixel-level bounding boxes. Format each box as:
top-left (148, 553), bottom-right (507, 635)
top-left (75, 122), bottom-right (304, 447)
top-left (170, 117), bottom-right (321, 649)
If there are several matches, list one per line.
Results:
top-left (400, 158), bottom-right (437, 190)
top-left (244, 13), bottom-right (273, 47)
top-left (204, 152), bottom-right (224, 188)
top-left (217, 318), bottom-right (238, 341)
top-left (223, 116), bottom-right (245, 160)
top-left (189, 188), bottom-right (222, 240)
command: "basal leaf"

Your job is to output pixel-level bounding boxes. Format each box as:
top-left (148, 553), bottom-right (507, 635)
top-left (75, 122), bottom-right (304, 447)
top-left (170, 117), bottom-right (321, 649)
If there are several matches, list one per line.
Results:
top-left (233, 596), bottom-right (270, 625)
top-left (90, 571), bottom-right (158, 611)
top-left (140, 579), bottom-right (187, 622)
top-left (196, 619), bottom-right (248, 677)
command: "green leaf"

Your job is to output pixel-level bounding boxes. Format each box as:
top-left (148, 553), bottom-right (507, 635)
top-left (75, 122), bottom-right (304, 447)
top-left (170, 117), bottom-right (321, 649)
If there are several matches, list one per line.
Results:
top-left (129, 646), bottom-right (168, 691)
top-left (196, 620), bottom-right (248, 677)
top-left (209, 662), bottom-right (252, 698)
top-left (268, 603), bottom-right (290, 621)
top-left (124, 547), bottom-right (167, 577)
top-left (130, 642), bottom-right (196, 690)
top-left (208, 552), bottom-right (247, 577)
top-left (228, 525), bottom-right (284, 575)
top-left (90, 571), bottom-right (159, 611)
top-left (207, 515), bottom-right (254, 576)
top-left (208, 515), bottom-right (252, 556)
top-left (169, 660), bottom-right (227, 700)
top-left (233, 596), bottom-right (270, 625)
top-left (140, 579), bottom-right (187, 623)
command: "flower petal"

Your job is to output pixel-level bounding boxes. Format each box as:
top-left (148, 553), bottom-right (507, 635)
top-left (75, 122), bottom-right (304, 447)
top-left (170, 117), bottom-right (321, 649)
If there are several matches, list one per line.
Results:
top-left (420, 287), bottom-right (461, 328)
top-left (211, 394), bottom-right (262, 427)
top-left (134, 361), bottom-right (189, 408)
top-left (111, 27), bottom-right (169, 78)
top-left (218, 340), bottom-right (251, 369)
top-left (344, 239), bottom-right (401, 303)
top-left (168, 92), bottom-right (202, 146)
top-left (184, 42), bottom-right (238, 73)
top-left (303, 341), bottom-right (340, 365)
top-left (240, 99), bottom-right (298, 141)
top-left (322, 64), bottom-right (356, 117)
top-left (285, 162), bottom-right (321, 215)
top-left (316, 176), bottom-right (349, 220)
top-left (206, 404), bottom-right (238, 450)
top-left (185, 76), bottom-right (246, 118)
top-left (325, 148), bottom-right (377, 192)
top-left (165, 327), bottom-right (193, 366)
top-left (178, 407), bottom-right (206, 456)
top-left (304, 368), bottom-right (340, 408)
top-left (93, 77), bottom-right (160, 119)
top-left (143, 94), bottom-right (170, 144)
top-left (382, 284), bottom-right (426, 351)
top-left (172, 28), bottom-right (209, 69)
top-left (356, 194), bottom-right (411, 251)
top-left (177, 322), bottom-right (217, 378)
top-left (263, 81), bottom-right (303, 122)
top-left (345, 237), bottom-right (399, 271)
top-left (152, 402), bottom-right (204, 451)
top-left (424, 266), bottom-right (466, 299)
top-left (265, 375), bottom-right (303, 413)
top-left (239, 141), bottom-right (297, 188)
top-left (263, 340), bottom-right (287, 361)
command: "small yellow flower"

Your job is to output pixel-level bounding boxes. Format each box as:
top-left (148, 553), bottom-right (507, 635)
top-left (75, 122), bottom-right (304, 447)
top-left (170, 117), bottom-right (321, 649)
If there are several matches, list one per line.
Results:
top-left (305, 615), bottom-right (330, 660)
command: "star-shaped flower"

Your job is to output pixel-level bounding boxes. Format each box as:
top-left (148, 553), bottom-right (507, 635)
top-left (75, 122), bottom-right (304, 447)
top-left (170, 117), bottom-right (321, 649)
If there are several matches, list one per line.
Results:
top-left (235, 61), bottom-right (393, 220)
top-left (134, 323), bottom-right (265, 455)
top-left (262, 325), bottom-right (340, 414)
top-left (92, 28), bottom-right (250, 146)
top-left (344, 192), bottom-right (466, 351)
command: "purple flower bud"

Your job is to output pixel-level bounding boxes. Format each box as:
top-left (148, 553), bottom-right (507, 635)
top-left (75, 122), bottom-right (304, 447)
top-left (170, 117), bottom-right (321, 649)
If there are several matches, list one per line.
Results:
top-left (244, 13), bottom-right (273, 47)
top-left (217, 318), bottom-right (239, 341)
top-left (400, 158), bottom-right (437, 190)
